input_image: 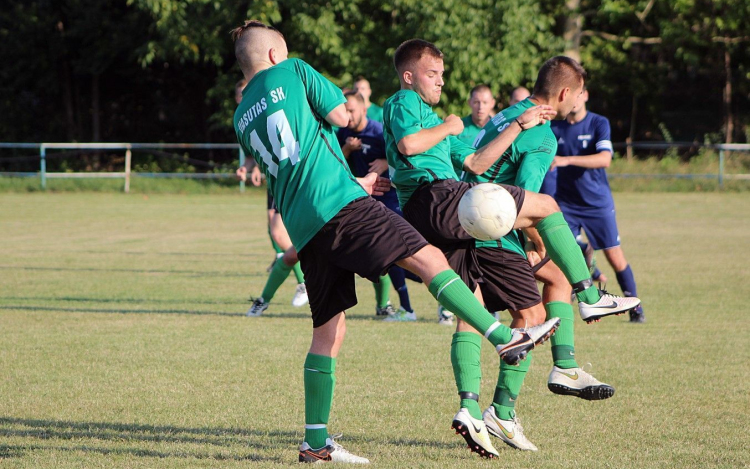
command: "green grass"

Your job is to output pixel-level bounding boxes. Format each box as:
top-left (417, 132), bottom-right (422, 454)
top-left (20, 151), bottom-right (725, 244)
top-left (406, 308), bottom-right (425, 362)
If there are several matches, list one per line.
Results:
top-left (1, 192), bottom-right (749, 468)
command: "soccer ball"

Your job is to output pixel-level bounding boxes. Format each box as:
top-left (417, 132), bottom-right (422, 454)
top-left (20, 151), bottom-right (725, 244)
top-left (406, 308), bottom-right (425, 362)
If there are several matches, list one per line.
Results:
top-left (457, 183), bottom-right (517, 240)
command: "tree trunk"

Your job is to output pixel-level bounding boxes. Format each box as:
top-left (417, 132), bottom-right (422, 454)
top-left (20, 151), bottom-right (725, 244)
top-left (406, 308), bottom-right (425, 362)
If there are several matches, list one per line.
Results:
top-left (723, 48), bottom-right (733, 144)
top-left (92, 73), bottom-right (101, 142)
top-left (62, 60), bottom-right (75, 141)
top-left (563, 0), bottom-right (582, 62)
top-left (628, 95), bottom-right (638, 160)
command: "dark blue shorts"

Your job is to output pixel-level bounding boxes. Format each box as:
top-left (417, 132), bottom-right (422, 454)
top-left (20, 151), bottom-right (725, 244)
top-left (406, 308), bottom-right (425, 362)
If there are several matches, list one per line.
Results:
top-left (559, 204), bottom-right (621, 251)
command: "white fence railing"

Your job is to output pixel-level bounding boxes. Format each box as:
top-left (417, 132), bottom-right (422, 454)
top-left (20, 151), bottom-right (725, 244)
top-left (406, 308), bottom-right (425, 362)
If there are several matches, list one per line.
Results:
top-left (1, 141), bottom-right (749, 192)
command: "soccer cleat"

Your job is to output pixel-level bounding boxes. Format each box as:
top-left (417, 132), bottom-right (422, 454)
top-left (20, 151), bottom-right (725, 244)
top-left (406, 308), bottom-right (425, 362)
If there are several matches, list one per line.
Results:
top-left (246, 297), bottom-right (269, 317)
top-left (496, 318), bottom-right (560, 366)
top-left (292, 283), bottom-right (309, 308)
top-left (451, 408), bottom-right (499, 459)
top-left (482, 406), bottom-right (538, 451)
top-left (375, 303), bottom-right (396, 316)
top-left (437, 305), bottom-right (455, 325)
top-left (578, 290), bottom-right (641, 323)
top-left (629, 304), bottom-right (646, 323)
top-left (298, 437), bottom-right (370, 464)
top-left (383, 307), bottom-right (416, 322)
top-left (547, 365), bottom-right (615, 400)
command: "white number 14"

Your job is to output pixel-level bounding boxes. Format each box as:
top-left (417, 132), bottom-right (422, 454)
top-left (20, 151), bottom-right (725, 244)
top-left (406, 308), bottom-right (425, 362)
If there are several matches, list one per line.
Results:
top-left (249, 110), bottom-right (300, 177)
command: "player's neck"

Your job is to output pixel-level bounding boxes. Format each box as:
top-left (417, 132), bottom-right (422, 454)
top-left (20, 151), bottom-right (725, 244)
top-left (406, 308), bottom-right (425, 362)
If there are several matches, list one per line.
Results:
top-left (243, 61), bottom-right (275, 82)
top-left (355, 118), bottom-right (368, 133)
top-left (472, 115), bottom-right (490, 128)
top-left (567, 108), bottom-right (587, 124)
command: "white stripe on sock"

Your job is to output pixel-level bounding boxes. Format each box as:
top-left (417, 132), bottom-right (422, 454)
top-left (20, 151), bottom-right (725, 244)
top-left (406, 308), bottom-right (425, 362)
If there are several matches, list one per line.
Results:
top-left (305, 424), bottom-right (327, 430)
top-left (484, 321), bottom-right (501, 339)
top-left (436, 278), bottom-right (460, 300)
top-left (304, 368), bottom-right (320, 373)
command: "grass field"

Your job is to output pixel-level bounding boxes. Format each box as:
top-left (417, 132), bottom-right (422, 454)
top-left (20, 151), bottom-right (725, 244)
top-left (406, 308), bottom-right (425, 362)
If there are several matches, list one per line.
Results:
top-left (1, 191), bottom-right (749, 468)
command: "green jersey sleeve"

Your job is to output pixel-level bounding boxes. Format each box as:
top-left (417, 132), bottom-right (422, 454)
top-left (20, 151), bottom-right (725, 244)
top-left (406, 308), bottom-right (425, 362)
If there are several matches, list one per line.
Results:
top-left (388, 92), bottom-right (425, 144)
top-left (292, 59), bottom-right (346, 121)
top-left (513, 127), bottom-right (557, 192)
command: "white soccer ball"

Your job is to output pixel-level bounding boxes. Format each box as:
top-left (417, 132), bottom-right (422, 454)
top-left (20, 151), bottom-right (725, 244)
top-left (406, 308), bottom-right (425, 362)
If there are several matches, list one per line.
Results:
top-left (457, 183), bottom-right (518, 241)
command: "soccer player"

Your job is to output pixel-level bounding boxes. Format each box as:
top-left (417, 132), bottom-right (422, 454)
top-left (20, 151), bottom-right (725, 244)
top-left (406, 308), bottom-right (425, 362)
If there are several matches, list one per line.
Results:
top-left (338, 90), bottom-right (417, 321)
top-left (232, 21), bottom-right (560, 464)
top-left (457, 84), bottom-right (496, 146)
top-left (547, 88), bottom-right (645, 323)
top-left (383, 39), bottom-right (639, 457)
top-left (464, 56), bottom-right (632, 451)
top-left (352, 75), bottom-right (383, 123)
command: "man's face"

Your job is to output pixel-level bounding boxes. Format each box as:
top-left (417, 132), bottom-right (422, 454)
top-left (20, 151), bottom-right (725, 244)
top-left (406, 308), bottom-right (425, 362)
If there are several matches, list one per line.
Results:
top-left (565, 86), bottom-right (587, 116)
top-left (469, 89), bottom-right (495, 123)
top-left (344, 96), bottom-right (366, 130)
top-left (353, 80), bottom-right (371, 100)
top-left (408, 55), bottom-right (445, 106)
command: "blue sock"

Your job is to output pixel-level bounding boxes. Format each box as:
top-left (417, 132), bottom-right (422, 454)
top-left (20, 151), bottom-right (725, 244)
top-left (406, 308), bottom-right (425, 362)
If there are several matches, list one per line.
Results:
top-left (403, 269), bottom-right (423, 283)
top-left (615, 264), bottom-right (638, 297)
top-left (388, 266), bottom-right (412, 312)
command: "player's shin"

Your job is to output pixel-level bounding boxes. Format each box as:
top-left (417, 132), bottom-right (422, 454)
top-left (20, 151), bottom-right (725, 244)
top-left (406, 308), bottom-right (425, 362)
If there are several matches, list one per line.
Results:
top-left (428, 270), bottom-right (511, 346)
top-left (261, 255), bottom-right (293, 301)
top-left (493, 351), bottom-right (532, 420)
top-left (536, 212), bottom-right (601, 304)
top-left (303, 353), bottom-right (335, 449)
top-left (451, 332), bottom-right (483, 419)
top-left (546, 301), bottom-right (578, 369)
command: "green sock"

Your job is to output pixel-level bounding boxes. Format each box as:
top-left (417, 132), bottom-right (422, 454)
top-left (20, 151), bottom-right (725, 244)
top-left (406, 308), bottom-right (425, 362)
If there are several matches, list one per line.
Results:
top-left (293, 262), bottom-right (305, 284)
top-left (261, 256), bottom-right (292, 302)
top-left (428, 270), bottom-right (511, 346)
top-left (373, 275), bottom-right (392, 308)
top-left (537, 212), bottom-right (601, 304)
top-left (451, 332), bottom-right (483, 419)
top-left (546, 301), bottom-right (579, 369)
top-left (304, 353), bottom-right (335, 449)
top-left (492, 351), bottom-right (532, 420)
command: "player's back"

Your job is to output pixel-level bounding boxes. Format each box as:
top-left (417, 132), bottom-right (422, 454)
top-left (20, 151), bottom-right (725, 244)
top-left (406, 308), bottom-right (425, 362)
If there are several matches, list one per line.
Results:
top-left (234, 58), bottom-right (366, 250)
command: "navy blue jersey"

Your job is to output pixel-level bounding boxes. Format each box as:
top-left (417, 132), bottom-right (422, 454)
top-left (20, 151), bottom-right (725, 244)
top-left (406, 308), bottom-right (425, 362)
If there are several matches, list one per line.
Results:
top-left (337, 119), bottom-right (399, 208)
top-left (550, 111), bottom-right (614, 211)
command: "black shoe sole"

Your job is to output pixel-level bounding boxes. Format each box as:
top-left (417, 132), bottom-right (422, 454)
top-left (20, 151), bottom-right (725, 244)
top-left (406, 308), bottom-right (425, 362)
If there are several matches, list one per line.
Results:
top-left (451, 420), bottom-right (496, 459)
top-left (548, 383), bottom-right (615, 400)
top-left (500, 323), bottom-right (559, 366)
top-left (583, 310), bottom-right (627, 324)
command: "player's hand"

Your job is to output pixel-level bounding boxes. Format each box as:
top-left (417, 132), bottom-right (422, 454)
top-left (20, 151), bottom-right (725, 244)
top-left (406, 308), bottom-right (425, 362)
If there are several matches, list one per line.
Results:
top-left (549, 155), bottom-right (569, 170)
top-left (249, 166), bottom-right (262, 187)
top-left (368, 158), bottom-right (389, 176)
top-left (345, 137), bottom-right (362, 151)
top-left (517, 105), bottom-right (556, 130)
top-left (236, 166), bottom-right (247, 182)
top-left (524, 240), bottom-right (546, 267)
top-left (357, 172), bottom-right (391, 196)
top-left (443, 114), bottom-right (464, 136)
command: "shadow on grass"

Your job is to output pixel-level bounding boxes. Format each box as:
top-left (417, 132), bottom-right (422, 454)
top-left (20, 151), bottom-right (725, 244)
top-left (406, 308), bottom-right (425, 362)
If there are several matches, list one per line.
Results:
top-left (0, 264), bottom-right (260, 278)
top-left (0, 416), bottom-right (294, 461)
top-left (3, 296), bottom-right (249, 306)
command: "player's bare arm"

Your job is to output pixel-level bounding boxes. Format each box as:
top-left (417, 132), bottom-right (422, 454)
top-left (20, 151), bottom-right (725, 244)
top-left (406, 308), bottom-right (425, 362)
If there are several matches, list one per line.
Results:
top-left (463, 105), bottom-right (556, 175)
top-left (551, 151), bottom-right (612, 170)
top-left (397, 114), bottom-right (463, 155)
top-left (325, 103), bottom-right (349, 127)
top-left (341, 137), bottom-right (362, 158)
top-left (357, 172), bottom-right (391, 196)
top-left (522, 226), bottom-right (546, 266)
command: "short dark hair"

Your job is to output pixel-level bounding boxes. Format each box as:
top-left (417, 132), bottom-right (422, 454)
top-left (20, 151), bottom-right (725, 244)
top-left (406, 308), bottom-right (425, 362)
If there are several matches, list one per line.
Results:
top-left (393, 39), bottom-right (443, 74)
top-left (230, 19), bottom-right (284, 42)
top-left (343, 90), bottom-right (365, 103)
top-left (533, 56), bottom-right (587, 99)
top-left (469, 84), bottom-right (492, 99)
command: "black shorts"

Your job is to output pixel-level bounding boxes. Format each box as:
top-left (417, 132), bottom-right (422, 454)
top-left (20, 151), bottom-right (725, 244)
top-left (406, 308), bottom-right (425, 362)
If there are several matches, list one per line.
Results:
top-left (402, 179), bottom-right (524, 291)
top-left (297, 197), bottom-right (428, 328)
top-left (476, 247), bottom-right (542, 312)
top-left (266, 190), bottom-right (277, 212)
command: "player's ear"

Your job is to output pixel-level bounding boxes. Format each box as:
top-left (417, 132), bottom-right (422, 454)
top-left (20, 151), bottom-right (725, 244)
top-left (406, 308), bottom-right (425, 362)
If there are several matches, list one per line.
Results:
top-left (559, 87), bottom-right (569, 104)
top-left (403, 70), bottom-right (413, 85)
top-left (268, 47), bottom-right (278, 64)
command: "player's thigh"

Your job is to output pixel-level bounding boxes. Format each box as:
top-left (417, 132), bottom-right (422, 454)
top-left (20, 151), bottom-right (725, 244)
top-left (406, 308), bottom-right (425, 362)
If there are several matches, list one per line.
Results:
top-left (271, 212), bottom-right (293, 250)
top-left (514, 190), bottom-right (558, 229)
top-left (476, 247), bottom-right (541, 315)
top-left (578, 208), bottom-right (620, 251)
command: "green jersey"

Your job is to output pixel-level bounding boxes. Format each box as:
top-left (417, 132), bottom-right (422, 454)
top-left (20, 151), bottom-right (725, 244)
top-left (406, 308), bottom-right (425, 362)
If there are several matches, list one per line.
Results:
top-left (383, 89), bottom-right (475, 208)
top-left (234, 58), bottom-right (366, 250)
top-left (457, 115), bottom-right (482, 147)
top-left (366, 103), bottom-right (384, 123)
top-left (464, 98), bottom-right (557, 255)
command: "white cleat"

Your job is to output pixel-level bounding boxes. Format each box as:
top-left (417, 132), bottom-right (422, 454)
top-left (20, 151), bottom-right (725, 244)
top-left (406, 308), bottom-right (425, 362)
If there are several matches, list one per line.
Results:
top-left (437, 305), bottom-right (455, 325)
top-left (246, 297), bottom-right (269, 317)
top-left (578, 291), bottom-right (641, 323)
top-left (496, 318), bottom-right (560, 366)
top-left (482, 406), bottom-right (538, 451)
top-left (292, 283), bottom-right (309, 307)
top-left (383, 307), bottom-right (416, 322)
top-left (451, 408), bottom-right (499, 459)
top-left (298, 437), bottom-right (370, 464)
top-left (548, 365), bottom-right (615, 400)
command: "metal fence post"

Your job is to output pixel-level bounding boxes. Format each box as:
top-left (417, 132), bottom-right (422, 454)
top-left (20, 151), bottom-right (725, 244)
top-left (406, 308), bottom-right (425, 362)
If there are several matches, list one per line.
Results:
top-left (40, 143), bottom-right (47, 190)
top-left (124, 145), bottom-right (132, 193)
top-left (718, 148), bottom-right (724, 189)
